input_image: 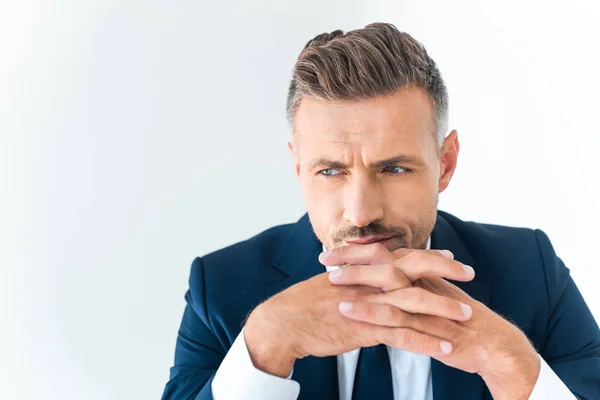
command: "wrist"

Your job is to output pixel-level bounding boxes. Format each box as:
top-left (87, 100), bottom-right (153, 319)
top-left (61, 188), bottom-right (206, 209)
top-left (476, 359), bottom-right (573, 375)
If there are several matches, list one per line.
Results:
top-left (479, 341), bottom-right (540, 400)
top-left (244, 307), bottom-right (298, 378)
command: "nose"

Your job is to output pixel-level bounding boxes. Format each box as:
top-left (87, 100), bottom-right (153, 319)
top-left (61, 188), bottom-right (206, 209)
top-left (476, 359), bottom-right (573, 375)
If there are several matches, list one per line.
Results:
top-left (342, 175), bottom-right (384, 228)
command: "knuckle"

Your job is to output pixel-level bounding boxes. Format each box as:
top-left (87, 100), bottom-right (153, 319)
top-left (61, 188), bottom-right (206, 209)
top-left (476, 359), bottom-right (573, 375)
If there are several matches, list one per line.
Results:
top-left (390, 261), bottom-right (410, 283)
top-left (392, 303), bottom-right (409, 321)
top-left (384, 264), bottom-right (398, 281)
top-left (419, 332), bottom-right (431, 350)
top-left (370, 242), bottom-right (387, 258)
top-left (348, 286), bottom-right (369, 299)
top-left (378, 303), bottom-right (395, 321)
top-left (329, 246), bottom-right (345, 261)
top-left (442, 321), bottom-right (463, 346)
top-left (395, 310), bottom-right (408, 326)
top-left (402, 250), bottom-right (419, 263)
top-left (364, 302), bottom-right (384, 321)
top-left (359, 302), bottom-right (373, 318)
top-left (411, 251), bottom-right (427, 264)
top-left (396, 328), bottom-right (415, 346)
top-left (392, 247), bottom-right (411, 258)
top-left (381, 301), bottom-right (403, 324)
top-left (423, 334), bottom-right (439, 352)
top-left (471, 299), bottom-right (484, 309)
top-left (410, 313), bottom-right (431, 334)
top-left (401, 251), bottom-right (427, 271)
top-left (404, 287), bottom-right (426, 306)
top-left (342, 265), bottom-right (357, 280)
top-left (373, 242), bottom-right (386, 252)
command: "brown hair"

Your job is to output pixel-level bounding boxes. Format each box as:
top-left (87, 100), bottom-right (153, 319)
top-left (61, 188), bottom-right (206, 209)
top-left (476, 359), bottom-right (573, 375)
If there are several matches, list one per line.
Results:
top-left (286, 22), bottom-right (448, 148)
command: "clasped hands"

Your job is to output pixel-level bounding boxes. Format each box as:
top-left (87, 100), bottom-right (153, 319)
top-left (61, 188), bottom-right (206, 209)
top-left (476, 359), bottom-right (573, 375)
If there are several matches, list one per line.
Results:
top-left (245, 243), bottom-right (540, 400)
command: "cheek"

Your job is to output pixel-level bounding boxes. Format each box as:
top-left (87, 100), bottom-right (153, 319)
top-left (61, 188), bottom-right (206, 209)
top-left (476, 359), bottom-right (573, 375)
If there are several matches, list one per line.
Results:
top-left (383, 173), bottom-right (437, 207)
top-left (299, 177), bottom-right (344, 238)
top-left (300, 173), bottom-right (339, 203)
top-left (382, 175), bottom-right (439, 233)
top-left (306, 192), bottom-right (343, 226)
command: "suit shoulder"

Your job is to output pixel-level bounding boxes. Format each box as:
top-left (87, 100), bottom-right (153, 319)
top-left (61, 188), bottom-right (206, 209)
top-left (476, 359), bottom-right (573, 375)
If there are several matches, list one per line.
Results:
top-left (437, 210), bottom-right (560, 295)
top-left (439, 210), bottom-right (543, 260)
top-left (184, 221), bottom-right (297, 336)
top-left (199, 220), bottom-right (295, 270)
top-left (439, 212), bottom-right (561, 338)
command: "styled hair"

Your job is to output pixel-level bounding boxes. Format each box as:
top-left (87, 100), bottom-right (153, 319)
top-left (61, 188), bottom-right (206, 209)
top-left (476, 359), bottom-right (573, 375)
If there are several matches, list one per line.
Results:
top-left (286, 22), bottom-right (449, 149)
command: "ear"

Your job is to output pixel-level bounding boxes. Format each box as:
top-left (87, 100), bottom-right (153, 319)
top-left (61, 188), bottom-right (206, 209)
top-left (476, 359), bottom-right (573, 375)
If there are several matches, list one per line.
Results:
top-left (288, 140), bottom-right (300, 177)
top-left (438, 130), bottom-right (459, 193)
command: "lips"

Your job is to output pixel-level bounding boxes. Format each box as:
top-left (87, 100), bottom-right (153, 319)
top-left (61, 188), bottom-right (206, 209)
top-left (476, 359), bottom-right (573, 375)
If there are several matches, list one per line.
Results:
top-left (345, 235), bottom-right (396, 245)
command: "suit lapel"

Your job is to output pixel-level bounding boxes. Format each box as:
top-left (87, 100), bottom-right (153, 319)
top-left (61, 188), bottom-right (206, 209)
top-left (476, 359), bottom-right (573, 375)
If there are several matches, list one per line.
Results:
top-left (265, 213), bottom-right (339, 399)
top-left (430, 213), bottom-right (490, 400)
top-left (265, 213), bottom-right (327, 297)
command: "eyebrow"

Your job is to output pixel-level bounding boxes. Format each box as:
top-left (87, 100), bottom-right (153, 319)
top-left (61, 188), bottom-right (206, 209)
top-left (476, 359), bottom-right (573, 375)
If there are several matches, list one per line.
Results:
top-left (309, 154), bottom-right (425, 170)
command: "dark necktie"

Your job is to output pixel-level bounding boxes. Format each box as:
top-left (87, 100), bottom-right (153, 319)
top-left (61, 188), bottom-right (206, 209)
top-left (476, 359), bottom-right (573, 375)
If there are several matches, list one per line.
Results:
top-left (351, 344), bottom-right (394, 400)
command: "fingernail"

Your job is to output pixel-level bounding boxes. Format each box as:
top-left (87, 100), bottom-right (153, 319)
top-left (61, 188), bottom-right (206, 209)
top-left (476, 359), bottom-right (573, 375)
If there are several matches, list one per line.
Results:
top-left (462, 264), bottom-right (475, 277)
top-left (440, 340), bottom-right (452, 354)
top-left (438, 249), bottom-right (454, 259)
top-left (339, 301), bottom-right (353, 313)
top-left (319, 251), bottom-right (331, 262)
top-left (460, 303), bottom-right (472, 318)
top-left (328, 268), bottom-right (343, 282)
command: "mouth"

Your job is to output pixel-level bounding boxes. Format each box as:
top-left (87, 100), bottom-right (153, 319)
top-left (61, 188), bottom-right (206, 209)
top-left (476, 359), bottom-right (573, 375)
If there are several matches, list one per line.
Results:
top-left (345, 234), bottom-right (397, 246)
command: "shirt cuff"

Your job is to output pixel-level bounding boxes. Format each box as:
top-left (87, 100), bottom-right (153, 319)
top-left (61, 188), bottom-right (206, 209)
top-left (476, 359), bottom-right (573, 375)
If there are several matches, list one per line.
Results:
top-left (211, 327), bottom-right (300, 400)
top-left (528, 354), bottom-right (577, 399)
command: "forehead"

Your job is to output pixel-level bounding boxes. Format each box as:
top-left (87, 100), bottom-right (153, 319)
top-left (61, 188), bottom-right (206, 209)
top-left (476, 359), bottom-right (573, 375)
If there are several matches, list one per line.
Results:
top-left (294, 87), bottom-right (436, 154)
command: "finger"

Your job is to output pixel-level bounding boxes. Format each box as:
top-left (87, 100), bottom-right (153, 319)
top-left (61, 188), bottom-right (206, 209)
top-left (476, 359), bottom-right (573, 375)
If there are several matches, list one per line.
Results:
top-left (393, 247), bottom-right (455, 261)
top-left (328, 264), bottom-right (411, 292)
top-left (378, 326), bottom-right (453, 356)
top-left (338, 299), bottom-right (410, 327)
top-left (395, 251), bottom-right (475, 282)
top-left (321, 244), bottom-right (455, 268)
top-left (368, 287), bottom-right (473, 321)
top-left (319, 243), bottom-right (395, 266)
top-left (414, 277), bottom-right (473, 303)
top-left (339, 301), bottom-right (460, 355)
top-left (360, 321), bottom-right (452, 356)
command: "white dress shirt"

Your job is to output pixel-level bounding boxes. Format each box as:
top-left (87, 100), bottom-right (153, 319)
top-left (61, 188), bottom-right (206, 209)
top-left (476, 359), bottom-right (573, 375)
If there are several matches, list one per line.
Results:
top-left (211, 238), bottom-right (577, 399)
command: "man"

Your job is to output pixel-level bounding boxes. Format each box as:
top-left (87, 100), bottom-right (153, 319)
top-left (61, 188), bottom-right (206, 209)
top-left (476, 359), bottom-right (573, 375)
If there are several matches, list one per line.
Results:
top-left (161, 23), bottom-right (600, 399)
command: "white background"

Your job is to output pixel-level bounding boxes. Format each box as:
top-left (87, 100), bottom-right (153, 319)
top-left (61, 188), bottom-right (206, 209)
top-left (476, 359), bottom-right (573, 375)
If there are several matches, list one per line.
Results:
top-left (1, 1), bottom-right (599, 399)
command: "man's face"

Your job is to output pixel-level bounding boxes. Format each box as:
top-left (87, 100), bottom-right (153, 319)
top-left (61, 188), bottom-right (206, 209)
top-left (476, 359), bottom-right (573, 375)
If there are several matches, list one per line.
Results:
top-left (289, 87), bottom-right (459, 252)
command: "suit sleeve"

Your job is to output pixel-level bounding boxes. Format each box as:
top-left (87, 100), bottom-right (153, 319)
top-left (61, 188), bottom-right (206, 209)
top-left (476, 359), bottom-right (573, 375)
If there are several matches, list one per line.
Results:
top-left (535, 230), bottom-right (600, 399)
top-left (161, 257), bottom-right (226, 400)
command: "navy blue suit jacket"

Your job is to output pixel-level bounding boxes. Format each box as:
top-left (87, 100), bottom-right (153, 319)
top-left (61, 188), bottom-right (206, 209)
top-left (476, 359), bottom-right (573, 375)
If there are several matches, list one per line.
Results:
top-left (162, 211), bottom-right (600, 399)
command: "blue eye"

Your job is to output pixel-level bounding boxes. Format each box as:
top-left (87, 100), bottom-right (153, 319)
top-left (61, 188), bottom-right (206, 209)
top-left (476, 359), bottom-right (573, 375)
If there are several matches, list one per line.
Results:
top-left (318, 167), bottom-right (411, 177)
top-left (319, 169), bottom-right (342, 176)
top-left (384, 166), bottom-right (408, 174)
